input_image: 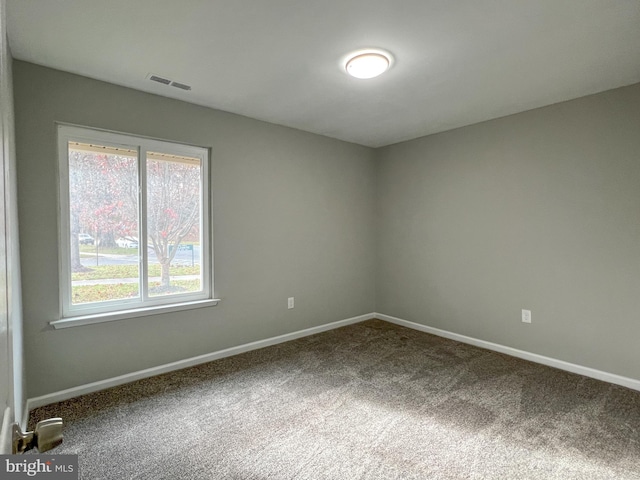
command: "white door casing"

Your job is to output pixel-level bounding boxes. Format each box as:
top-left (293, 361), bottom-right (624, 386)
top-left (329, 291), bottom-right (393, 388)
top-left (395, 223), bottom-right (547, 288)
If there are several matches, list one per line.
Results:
top-left (0, 0), bottom-right (25, 453)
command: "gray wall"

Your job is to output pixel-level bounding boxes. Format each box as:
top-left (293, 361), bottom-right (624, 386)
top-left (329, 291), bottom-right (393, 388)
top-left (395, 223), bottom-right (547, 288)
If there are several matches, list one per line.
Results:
top-left (14, 57), bottom-right (640, 399)
top-left (14, 61), bottom-right (376, 398)
top-left (376, 82), bottom-right (640, 380)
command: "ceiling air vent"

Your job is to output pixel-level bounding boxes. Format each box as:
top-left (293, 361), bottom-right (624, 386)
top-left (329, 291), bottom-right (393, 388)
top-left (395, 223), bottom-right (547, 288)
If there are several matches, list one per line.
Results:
top-left (149, 75), bottom-right (171, 85)
top-left (170, 81), bottom-right (192, 91)
top-left (147, 74), bottom-right (192, 92)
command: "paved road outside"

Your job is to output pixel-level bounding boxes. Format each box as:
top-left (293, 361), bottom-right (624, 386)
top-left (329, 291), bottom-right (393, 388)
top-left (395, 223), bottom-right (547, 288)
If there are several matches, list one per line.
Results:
top-left (80, 245), bottom-right (201, 267)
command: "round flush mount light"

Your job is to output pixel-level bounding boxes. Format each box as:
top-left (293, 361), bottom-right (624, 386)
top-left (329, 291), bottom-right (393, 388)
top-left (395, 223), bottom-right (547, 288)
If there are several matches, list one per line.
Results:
top-left (344, 49), bottom-right (393, 79)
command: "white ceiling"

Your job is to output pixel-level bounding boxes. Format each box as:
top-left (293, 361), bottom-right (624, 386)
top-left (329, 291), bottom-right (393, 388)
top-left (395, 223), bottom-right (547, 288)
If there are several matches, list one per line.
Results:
top-left (7, 0), bottom-right (640, 148)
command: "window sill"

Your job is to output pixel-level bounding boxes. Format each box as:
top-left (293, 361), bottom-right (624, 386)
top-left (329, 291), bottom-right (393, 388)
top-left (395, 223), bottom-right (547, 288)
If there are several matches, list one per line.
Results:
top-left (50, 299), bottom-right (221, 329)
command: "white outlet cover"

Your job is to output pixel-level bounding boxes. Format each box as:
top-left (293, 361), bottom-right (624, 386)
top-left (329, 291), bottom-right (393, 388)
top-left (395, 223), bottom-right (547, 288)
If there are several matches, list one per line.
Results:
top-left (522, 309), bottom-right (532, 323)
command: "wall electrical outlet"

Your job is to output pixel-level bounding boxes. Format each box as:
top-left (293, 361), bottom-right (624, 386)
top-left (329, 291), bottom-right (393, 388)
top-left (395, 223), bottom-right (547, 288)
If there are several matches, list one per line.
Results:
top-left (522, 309), bottom-right (532, 324)
top-left (288, 297), bottom-right (294, 309)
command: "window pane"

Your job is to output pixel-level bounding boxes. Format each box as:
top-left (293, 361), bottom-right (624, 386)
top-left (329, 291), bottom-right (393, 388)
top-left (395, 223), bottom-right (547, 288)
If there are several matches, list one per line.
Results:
top-left (68, 142), bottom-right (140, 305)
top-left (146, 152), bottom-right (202, 297)
top-left (60, 125), bottom-right (210, 318)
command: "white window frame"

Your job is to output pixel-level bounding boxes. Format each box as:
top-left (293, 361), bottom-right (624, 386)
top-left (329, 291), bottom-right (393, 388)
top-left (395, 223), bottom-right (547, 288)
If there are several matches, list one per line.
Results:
top-left (55, 124), bottom-right (214, 324)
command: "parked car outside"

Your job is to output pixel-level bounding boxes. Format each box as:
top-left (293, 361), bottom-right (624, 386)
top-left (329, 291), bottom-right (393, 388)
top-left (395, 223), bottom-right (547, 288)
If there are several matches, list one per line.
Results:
top-left (78, 233), bottom-right (94, 245)
top-left (116, 237), bottom-right (139, 249)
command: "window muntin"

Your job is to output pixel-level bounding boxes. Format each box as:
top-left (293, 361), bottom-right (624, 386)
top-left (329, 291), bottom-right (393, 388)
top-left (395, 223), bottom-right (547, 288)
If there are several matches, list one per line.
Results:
top-left (58, 125), bottom-right (210, 318)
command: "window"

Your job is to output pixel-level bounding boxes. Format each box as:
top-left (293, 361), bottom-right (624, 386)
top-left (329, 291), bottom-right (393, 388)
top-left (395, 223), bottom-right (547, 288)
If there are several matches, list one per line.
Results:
top-left (57, 125), bottom-right (211, 320)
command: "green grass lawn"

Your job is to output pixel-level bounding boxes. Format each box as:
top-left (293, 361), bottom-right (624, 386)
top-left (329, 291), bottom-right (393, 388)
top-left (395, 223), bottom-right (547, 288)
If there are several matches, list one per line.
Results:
top-left (71, 279), bottom-right (201, 304)
top-left (79, 245), bottom-right (136, 255)
top-left (72, 264), bottom-right (200, 281)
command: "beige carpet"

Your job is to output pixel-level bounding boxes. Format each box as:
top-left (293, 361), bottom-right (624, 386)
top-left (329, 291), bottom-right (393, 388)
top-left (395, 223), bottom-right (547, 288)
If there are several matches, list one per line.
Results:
top-left (29, 320), bottom-right (640, 479)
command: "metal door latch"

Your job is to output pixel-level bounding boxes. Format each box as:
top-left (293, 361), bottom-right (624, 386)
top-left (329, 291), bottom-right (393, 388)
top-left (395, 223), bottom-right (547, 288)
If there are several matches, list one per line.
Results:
top-left (12, 418), bottom-right (63, 454)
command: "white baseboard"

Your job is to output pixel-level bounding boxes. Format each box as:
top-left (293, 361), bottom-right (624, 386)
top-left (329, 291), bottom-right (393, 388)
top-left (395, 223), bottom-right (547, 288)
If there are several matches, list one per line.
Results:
top-left (27, 311), bottom-right (639, 416)
top-left (26, 312), bottom-right (375, 412)
top-left (375, 312), bottom-right (640, 392)
top-left (1, 406), bottom-right (12, 454)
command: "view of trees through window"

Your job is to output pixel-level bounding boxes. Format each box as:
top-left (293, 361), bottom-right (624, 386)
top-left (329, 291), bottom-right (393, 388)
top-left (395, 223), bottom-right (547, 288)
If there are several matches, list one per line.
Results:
top-left (67, 141), bottom-right (204, 307)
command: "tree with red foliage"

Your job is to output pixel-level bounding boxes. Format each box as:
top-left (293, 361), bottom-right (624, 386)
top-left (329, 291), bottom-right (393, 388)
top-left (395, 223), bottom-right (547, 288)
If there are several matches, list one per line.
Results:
top-left (69, 148), bottom-right (201, 290)
top-left (146, 157), bottom-right (201, 289)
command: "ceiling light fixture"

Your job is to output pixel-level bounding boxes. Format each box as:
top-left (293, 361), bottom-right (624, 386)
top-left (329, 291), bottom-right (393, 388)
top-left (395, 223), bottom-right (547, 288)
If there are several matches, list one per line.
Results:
top-left (344, 49), bottom-right (392, 79)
